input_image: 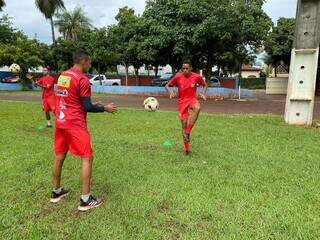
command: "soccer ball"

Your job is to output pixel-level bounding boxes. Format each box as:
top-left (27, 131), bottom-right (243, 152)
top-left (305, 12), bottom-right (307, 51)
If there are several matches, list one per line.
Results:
top-left (9, 63), bottom-right (21, 73)
top-left (144, 97), bottom-right (159, 111)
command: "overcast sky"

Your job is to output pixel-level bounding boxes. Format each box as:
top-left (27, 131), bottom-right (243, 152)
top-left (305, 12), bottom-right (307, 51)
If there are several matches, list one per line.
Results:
top-left (1, 0), bottom-right (297, 43)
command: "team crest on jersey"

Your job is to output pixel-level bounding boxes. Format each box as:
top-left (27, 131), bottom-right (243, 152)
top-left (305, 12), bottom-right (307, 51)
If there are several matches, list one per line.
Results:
top-left (57, 75), bottom-right (71, 88)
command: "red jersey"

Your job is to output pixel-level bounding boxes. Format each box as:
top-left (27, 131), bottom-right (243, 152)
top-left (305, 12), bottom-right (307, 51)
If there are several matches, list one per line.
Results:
top-left (168, 72), bottom-right (206, 103)
top-left (55, 67), bottom-right (91, 130)
top-left (37, 75), bottom-right (55, 99)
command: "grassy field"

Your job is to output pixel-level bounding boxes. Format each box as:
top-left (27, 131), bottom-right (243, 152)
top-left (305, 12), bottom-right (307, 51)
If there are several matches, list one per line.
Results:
top-left (1, 101), bottom-right (320, 239)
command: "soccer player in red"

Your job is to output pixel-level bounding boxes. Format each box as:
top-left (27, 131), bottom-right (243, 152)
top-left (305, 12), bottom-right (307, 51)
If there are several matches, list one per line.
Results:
top-left (32, 67), bottom-right (56, 127)
top-left (166, 61), bottom-right (208, 155)
top-left (50, 49), bottom-right (117, 211)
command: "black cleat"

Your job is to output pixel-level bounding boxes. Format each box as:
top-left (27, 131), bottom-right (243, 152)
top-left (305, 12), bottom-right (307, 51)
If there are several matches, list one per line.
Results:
top-left (78, 195), bottom-right (103, 212)
top-left (50, 188), bottom-right (70, 203)
top-left (183, 150), bottom-right (191, 156)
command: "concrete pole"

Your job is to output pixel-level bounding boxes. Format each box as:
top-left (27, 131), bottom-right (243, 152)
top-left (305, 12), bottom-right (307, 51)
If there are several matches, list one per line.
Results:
top-left (284, 0), bottom-right (320, 125)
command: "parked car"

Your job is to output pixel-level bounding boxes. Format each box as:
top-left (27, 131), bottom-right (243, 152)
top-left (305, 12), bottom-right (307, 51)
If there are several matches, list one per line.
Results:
top-left (1, 75), bottom-right (20, 83)
top-left (86, 74), bottom-right (121, 86)
top-left (152, 73), bottom-right (173, 87)
top-left (209, 77), bottom-right (221, 87)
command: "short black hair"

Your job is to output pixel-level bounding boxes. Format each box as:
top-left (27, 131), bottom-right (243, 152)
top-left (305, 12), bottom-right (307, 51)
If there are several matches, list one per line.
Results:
top-left (182, 60), bottom-right (192, 67)
top-left (73, 49), bottom-right (90, 64)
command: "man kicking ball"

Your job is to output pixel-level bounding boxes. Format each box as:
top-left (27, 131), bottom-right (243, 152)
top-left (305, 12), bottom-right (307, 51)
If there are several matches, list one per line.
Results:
top-left (29, 67), bottom-right (56, 127)
top-left (50, 49), bottom-right (117, 211)
top-left (165, 61), bottom-right (208, 155)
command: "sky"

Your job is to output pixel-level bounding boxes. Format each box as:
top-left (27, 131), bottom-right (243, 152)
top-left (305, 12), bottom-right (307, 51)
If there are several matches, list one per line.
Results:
top-left (1, 0), bottom-right (297, 43)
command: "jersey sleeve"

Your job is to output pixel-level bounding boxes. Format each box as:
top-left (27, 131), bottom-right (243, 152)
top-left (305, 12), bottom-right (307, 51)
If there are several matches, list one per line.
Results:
top-left (168, 74), bottom-right (179, 87)
top-left (36, 78), bottom-right (45, 88)
top-left (79, 77), bottom-right (91, 97)
top-left (197, 75), bottom-right (206, 87)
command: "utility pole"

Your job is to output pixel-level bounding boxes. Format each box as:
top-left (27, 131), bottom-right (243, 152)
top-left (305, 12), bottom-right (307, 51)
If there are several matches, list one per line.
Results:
top-left (284, 0), bottom-right (320, 125)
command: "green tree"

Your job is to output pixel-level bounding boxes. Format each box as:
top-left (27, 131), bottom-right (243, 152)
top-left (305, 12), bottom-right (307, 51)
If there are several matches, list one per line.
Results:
top-left (51, 38), bottom-right (79, 71)
top-left (264, 17), bottom-right (295, 75)
top-left (107, 7), bottom-right (143, 85)
top-left (35, 0), bottom-right (65, 43)
top-left (0, 0), bottom-right (5, 11)
top-left (0, 37), bottom-right (44, 89)
top-left (55, 6), bottom-right (92, 41)
top-left (0, 15), bottom-right (25, 44)
top-left (143, 0), bottom-right (272, 79)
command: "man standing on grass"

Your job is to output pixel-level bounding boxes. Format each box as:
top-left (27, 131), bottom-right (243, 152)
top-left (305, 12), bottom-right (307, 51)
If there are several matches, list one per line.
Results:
top-left (165, 61), bottom-right (208, 155)
top-left (30, 67), bottom-right (56, 128)
top-left (50, 49), bottom-right (117, 211)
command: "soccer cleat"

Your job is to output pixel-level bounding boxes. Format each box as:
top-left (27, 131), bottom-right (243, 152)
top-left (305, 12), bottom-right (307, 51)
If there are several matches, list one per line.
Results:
top-left (78, 195), bottom-right (103, 212)
top-left (50, 188), bottom-right (70, 203)
top-left (183, 150), bottom-right (191, 156)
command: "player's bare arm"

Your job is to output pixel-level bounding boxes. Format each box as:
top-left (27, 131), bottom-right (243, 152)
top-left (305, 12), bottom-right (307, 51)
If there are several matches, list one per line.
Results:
top-left (165, 84), bottom-right (175, 99)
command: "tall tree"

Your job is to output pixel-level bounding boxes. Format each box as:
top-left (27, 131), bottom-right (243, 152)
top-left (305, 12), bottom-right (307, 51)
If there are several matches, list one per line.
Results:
top-left (55, 6), bottom-right (92, 41)
top-left (144, 0), bottom-right (272, 79)
top-left (0, 37), bottom-right (44, 89)
top-left (264, 17), bottom-right (295, 74)
top-left (0, 0), bottom-right (5, 11)
top-left (107, 7), bottom-right (143, 85)
top-left (35, 0), bottom-right (65, 43)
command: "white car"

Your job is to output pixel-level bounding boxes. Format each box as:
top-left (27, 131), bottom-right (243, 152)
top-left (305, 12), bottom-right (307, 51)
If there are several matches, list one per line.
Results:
top-left (86, 74), bottom-right (121, 86)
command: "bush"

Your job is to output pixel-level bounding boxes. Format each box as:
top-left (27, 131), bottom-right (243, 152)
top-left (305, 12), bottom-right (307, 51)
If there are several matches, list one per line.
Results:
top-left (240, 77), bottom-right (266, 89)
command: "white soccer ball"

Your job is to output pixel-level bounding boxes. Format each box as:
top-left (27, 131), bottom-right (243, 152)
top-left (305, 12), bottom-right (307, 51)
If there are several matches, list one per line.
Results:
top-left (144, 97), bottom-right (159, 111)
top-left (9, 63), bottom-right (21, 73)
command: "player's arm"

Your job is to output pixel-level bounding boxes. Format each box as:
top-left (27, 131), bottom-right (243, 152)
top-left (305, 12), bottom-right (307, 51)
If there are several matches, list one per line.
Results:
top-left (81, 97), bottom-right (117, 113)
top-left (165, 75), bottom-right (178, 99)
top-left (198, 76), bottom-right (208, 101)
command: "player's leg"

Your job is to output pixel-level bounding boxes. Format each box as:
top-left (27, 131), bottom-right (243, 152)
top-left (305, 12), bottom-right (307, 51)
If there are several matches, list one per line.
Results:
top-left (51, 128), bottom-right (70, 203)
top-left (68, 129), bottom-right (102, 211)
top-left (186, 101), bottom-right (201, 136)
top-left (179, 104), bottom-right (191, 155)
top-left (78, 156), bottom-right (103, 211)
top-left (50, 153), bottom-right (70, 203)
top-left (45, 111), bottom-right (52, 127)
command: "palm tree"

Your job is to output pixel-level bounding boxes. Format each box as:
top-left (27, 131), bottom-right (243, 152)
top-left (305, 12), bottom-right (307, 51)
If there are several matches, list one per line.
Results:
top-left (55, 7), bottom-right (92, 41)
top-left (0, 0), bottom-right (5, 11)
top-left (35, 0), bottom-right (65, 43)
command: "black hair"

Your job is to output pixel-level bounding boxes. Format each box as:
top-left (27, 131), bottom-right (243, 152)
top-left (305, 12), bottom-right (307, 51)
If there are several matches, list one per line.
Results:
top-left (73, 49), bottom-right (90, 64)
top-left (182, 60), bottom-right (192, 67)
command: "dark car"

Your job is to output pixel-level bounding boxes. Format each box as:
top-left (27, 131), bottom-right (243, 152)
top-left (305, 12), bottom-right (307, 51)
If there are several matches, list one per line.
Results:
top-left (152, 73), bottom-right (173, 87)
top-left (209, 77), bottom-right (221, 87)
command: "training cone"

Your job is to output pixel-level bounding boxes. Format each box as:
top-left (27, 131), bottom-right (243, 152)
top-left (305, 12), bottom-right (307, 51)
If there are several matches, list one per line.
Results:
top-left (163, 140), bottom-right (173, 147)
top-left (36, 124), bottom-right (45, 131)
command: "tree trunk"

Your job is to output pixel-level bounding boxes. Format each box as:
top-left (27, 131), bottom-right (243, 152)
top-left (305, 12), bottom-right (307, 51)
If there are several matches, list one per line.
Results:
top-left (155, 66), bottom-right (159, 78)
top-left (98, 63), bottom-right (102, 86)
top-left (125, 64), bottom-right (129, 86)
top-left (135, 67), bottom-right (139, 86)
top-left (50, 17), bottom-right (56, 43)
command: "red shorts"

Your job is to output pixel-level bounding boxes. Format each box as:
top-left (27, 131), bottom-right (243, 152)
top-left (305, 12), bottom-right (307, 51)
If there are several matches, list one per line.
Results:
top-left (42, 97), bottom-right (55, 112)
top-left (178, 99), bottom-right (199, 120)
top-left (54, 128), bottom-right (93, 158)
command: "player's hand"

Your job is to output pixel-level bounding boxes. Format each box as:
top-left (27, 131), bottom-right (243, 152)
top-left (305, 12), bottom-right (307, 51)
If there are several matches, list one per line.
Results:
top-left (199, 93), bottom-right (207, 101)
top-left (94, 101), bottom-right (104, 108)
top-left (169, 92), bottom-right (176, 99)
top-left (104, 103), bottom-right (117, 113)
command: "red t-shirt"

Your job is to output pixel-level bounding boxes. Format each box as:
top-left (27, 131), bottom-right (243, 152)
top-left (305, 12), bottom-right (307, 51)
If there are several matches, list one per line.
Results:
top-left (55, 67), bottom-right (91, 130)
top-left (37, 75), bottom-right (55, 99)
top-left (168, 72), bottom-right (206, 103)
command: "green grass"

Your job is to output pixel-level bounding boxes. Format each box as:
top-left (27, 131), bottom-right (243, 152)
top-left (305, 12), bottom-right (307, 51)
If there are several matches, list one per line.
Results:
top-left (1, 101), bottom-right (320, 239)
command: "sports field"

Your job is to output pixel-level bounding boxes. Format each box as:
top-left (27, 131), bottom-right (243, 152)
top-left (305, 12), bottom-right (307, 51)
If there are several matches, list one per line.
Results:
top-left (1, 101), bottom-right (320, 239)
